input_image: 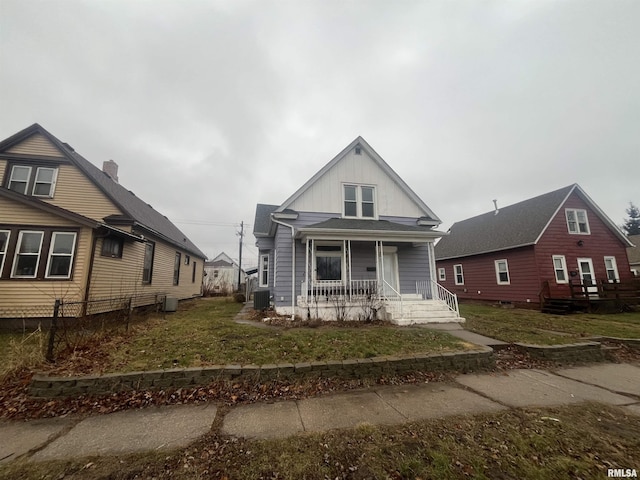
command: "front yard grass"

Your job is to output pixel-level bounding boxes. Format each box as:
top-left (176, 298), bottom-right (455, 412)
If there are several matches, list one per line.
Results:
top-left (106, 297), bottom-right (472, 373)
top-left (2, 402), bottom-right (638, 479)
top-left (462, 303), bottom-right (640, 345)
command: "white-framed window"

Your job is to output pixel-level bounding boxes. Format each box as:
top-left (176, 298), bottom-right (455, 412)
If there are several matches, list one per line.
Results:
top-left (173, 252), bottom-right (181, 285)
top-left (438, 267), bottom-right (446, 281)
top-left (7, 165), bottom-right (58, 197)
top-left (11, 231), bottom-right (44, 278)
top-left (315, 243), bottom-right (343, 281)
top-left (495, 259), bottom-right (510, 285)
top-left (565, 208), bottom-right (590, 234)
top-left (142, 242), bottom-right (154, 284)
top-left (604, 256), bottom-right (619, 282)
top-left (552, 255), bottom-right (568, 284)
top-left (8, 166), bottom-right (32, 194)
top-left (0, 230), bottom-right (10, 276)
top-left (32, 167), bottom-right (58, 197)
top-left (45, 232), bottom-right (77, 279)
top-left (259, 254), bottom-right (269, 287)
top-left (454, 264), bottom-right (464, 285)
top-left (343, 184), bottom-right (376, 219)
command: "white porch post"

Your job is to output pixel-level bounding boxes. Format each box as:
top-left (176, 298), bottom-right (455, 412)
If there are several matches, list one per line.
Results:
top-left (304, 237), bottom-right (310, 305)
top-left (347, 240), bottom-right (352, 300)
top-left (428, 241), bottom-right (438, 300)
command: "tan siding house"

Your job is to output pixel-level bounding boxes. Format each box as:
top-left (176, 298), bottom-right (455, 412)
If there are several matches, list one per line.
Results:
top-left (0, 124), bottom-right (206, 319)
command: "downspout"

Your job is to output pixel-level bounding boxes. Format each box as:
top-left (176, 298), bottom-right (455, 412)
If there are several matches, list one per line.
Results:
top-left (271, 217), bottom-right (296, 320)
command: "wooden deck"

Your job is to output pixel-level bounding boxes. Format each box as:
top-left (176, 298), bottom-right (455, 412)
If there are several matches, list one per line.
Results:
top-left (541, 279), bottom-right (640, 314)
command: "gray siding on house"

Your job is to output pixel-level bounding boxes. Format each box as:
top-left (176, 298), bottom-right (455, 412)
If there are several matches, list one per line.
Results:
top-left (398, 244), bottom-right (431, 295)
top-left (273, 224), bottom-right (293, 306)
top-left (349, 242), bottom-right (377, 280)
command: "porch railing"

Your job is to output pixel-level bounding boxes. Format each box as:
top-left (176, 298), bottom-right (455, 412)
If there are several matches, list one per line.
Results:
top-left (416, 280), bottom-right (460, 317)
top-left (302, 279), bottom-right (379, 303)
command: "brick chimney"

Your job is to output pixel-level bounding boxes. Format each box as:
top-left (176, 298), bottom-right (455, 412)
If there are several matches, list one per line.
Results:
top-left (102, 160), bottom-right (119, 183)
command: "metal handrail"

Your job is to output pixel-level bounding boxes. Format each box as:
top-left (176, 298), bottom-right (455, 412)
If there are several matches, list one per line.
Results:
top-left (416, 280), bottom-right (459, 317)
top-left (381, 279), bottom-right (403, 319)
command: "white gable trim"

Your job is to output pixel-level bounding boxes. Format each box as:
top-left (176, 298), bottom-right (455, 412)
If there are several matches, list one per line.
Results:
top-left (533, 184), bottom-right (633, 247)
top-left (276, 137), bottom-right (441, 223)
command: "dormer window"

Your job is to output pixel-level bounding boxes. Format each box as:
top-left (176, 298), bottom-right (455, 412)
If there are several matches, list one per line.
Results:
top-left (7, 164), bottom-right (58, 198)
top-left (566, 208), bottom-right (590, 234)
top-left (343, 184), bottom-right (376, 218)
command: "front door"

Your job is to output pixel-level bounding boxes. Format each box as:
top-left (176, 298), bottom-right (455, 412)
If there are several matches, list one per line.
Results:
top-left (382, 247), bottom-right (399, 296)
top-left (577, 258), bottom-right (598, 296)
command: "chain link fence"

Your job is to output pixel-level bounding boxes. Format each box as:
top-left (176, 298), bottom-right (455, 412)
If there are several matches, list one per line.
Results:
top-left (44, 293), bottom-right (166, 362)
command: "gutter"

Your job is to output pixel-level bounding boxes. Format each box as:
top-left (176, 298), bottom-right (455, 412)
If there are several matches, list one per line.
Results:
top-left (271, 217), bottom-right (296, 320)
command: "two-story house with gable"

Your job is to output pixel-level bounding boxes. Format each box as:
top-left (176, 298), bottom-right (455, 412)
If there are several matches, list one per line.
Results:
top-left (253, 137), bottom-right (463, 324)
top-left (435, 184), bottom-right (635, 312)
top-left (0, 123), bottom-right (206, 320)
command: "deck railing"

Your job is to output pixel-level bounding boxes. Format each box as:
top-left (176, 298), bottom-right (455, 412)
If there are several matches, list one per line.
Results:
top-left (416, 280), bottom-right (459, 317)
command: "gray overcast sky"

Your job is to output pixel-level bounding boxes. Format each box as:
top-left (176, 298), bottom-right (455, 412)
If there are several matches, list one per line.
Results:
top-left (1, 0), bottom-right (638, 268)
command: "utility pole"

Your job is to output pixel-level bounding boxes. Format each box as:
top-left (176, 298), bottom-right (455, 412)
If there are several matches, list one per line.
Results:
top-left (237, 221), bottom-right (244, 292)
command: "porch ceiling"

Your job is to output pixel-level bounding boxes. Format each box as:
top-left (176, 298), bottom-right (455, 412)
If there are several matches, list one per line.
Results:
top-left (297, 218), bottom-right (444, 242)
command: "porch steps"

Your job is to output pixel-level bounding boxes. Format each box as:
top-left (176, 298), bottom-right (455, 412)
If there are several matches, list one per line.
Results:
top-left (541, 299), bottom-right (573, 315)
top-left (384, 299), bottom-right (465, 325)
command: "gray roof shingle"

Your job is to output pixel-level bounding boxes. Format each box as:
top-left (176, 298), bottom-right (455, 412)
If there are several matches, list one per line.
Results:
top-left (253, 204), bottom-right (278, 236)
top-left (303, 218), bottom-right (437, 233)
top-left (435, 185), bottom-right (575, 260)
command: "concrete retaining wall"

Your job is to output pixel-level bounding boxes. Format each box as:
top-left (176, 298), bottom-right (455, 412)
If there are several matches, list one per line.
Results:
top-left (29, 347), bottom-right (494, 398)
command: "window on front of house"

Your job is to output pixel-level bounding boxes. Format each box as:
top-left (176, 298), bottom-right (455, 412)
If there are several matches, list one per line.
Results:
top-left (7, 165), bottom-right (58, 197)
top-left (552, 255), bottom-right (568, 283)
top-left (566, 208), bottom-right (590, 234)
top-left (604, 256), bottom-right (619, 282)
top-left (454, 264), bottom-right (464, 285)
top-left (316, 244), bottom-right (342, 281)
top-left (101, 237), bottom-right (123, 258)
top-left (343, 184), bottom-right (376, 218)
top-left (11, 231), bottom-right (44, 278)
top-left (495, 259), bottom-right (510, 285)
top-left (45, 232), bottom-right (76, 278)
top-left (438, 267), bottom-right (446, 281)
top-left (0, 230), bottom-right (10, 276)
top-left (259, 254), bottom-right (269, 287)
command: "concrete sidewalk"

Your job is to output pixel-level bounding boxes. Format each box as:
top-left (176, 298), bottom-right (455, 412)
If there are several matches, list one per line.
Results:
top-left (1, 362), bottom-right (638, 464)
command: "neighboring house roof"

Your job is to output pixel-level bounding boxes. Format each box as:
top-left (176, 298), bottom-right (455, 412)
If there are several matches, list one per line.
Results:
top-left (627, 234), bottom-right (640, 265)
top-left (205, 252), bottom-right (242, 269)
top-left (275, 136), bottom-right (442, 223)
top-left (0, 123), bottom-right (205, 258)
top-left (436, 184), bottom-right (632, 261)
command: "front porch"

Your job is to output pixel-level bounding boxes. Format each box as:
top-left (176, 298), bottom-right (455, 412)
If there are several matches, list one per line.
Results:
top-left (297, 238), bottom-right (462, 324)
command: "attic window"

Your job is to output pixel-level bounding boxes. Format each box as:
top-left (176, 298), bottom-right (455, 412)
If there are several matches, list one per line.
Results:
top-left (355, 146), bottom-right (362, 155)
top-left (7, 164), bottom-right (58, 198)
top-left (565, 209), bottom-right (590, 235)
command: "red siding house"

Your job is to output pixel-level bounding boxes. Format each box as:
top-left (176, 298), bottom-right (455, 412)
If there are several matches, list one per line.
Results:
top-left (435, 184), bottom-right (635, 311)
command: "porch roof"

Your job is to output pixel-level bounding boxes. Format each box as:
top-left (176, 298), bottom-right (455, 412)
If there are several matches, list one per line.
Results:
top-left (296, 218), bottom-right (444, 242)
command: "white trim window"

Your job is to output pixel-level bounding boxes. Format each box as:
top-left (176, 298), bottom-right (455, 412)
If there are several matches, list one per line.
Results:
top-left (8, 165), bottom-right (32, 194)
top-left (565, 208), bottom-right (590, 234)
top-left (552, 255), bottom-right (568, 284)
top-left (0, 230), bottom-right (10, 275)
top-left (343, 184), bottom-right (376, 219)
top-left (438, 267), bottom-right (446, 281)
top-left (454, 264), bottom-right (464, 285)
top-left (11, 231), bottom-right (44, 278)
top-left (604, 256), bottom-right (619, 282)
top-left (259, 253), bottom-right (269, 287)
top-left (495, 259), bottom-right (510, 285)
top-left (32, 167), bottom-right (58, 197)
top-left (45, 232), bottom-right (77, 278)
top-left (314, 243), bottom-right (343, 281)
